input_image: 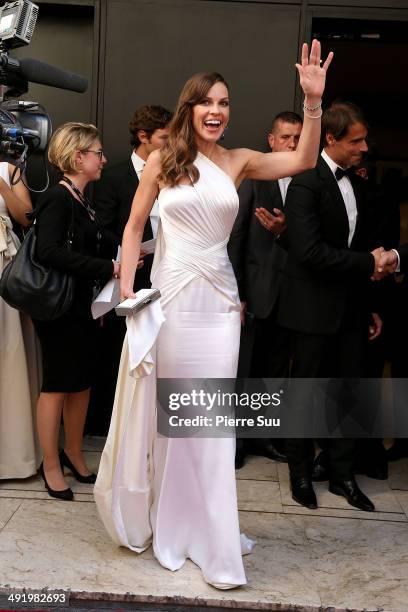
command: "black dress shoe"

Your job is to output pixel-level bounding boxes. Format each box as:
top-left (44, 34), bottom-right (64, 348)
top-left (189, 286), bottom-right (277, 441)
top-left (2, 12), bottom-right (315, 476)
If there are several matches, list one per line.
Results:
top-left (329, 478), bottom-right (375, 512)
top-left (39, 463), bottom-right (74, 501)
top-left (60, 450), bottom-right (97, 484)
top-left (312, 451), bottom-right (329, 482)
top-left (247, 440), bottom-right (287, 463)
top-left (291, 477), bottom-right (317, 509)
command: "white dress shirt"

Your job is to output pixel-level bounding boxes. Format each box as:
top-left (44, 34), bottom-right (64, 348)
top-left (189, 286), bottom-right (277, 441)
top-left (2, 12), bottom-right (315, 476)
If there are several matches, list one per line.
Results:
top-left (278, 176), bottom-right (292, 204)
top-left (321, 149), bottom-right (357, 247)
top-left (131, 151), bottom-right (160, 238)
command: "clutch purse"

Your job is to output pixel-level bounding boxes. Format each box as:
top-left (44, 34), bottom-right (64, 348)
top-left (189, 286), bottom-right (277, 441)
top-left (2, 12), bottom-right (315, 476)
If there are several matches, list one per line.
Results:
top-left (115, 288), bottom-right (161, 317)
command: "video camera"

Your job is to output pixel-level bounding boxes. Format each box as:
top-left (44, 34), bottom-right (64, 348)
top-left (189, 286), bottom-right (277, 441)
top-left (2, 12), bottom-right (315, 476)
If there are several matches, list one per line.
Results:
top-left (0, 0), bottom-right (87, 185)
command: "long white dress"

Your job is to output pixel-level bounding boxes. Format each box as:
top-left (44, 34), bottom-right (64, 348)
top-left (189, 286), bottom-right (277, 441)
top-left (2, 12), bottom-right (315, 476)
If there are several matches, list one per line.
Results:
top-left (0, 162), bottom-right (40, 479)
top-left (95, 152), bottom-right (252, 588)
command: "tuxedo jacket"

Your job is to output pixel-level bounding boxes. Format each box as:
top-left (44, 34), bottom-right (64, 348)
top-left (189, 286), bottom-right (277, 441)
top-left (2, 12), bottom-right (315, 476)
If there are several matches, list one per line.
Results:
top-left (228, 178), bottom-right (287, 319)
top-left (398, 245), bottom-right (408, 270)
top-left (93, 159), bottom-right (153, 289)
top-left (277, 156), bottom-right (376, 336)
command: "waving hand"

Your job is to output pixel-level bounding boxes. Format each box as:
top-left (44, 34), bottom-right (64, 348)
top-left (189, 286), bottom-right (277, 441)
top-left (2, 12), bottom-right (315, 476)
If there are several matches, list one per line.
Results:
top-left (296, 39), bottom-right (333, 102)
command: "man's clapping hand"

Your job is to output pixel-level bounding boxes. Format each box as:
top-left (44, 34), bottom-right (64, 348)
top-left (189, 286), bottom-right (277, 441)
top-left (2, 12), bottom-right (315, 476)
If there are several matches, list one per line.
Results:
top-left (255, 207), bottom-right (286, 235)
top-left (371, 248), bottom-right (398, 281)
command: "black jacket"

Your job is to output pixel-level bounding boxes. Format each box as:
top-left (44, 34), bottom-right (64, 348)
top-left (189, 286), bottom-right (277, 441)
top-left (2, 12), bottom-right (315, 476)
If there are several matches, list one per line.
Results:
top-left (228, 178), bottom-right (287, 319)
top-left (35, 184), bottom-right (115, 317)
top-left (93, 159), bottom-right (154, 290)
top-left (277, 156), bottom-right (376, 335)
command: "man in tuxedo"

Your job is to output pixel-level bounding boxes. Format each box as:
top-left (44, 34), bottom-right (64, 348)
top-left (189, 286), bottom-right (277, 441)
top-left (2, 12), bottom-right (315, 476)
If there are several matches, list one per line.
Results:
top-left (278, 102), bottom-right (384, 512)
top-left (87, 105), bottom-right (172, 435)
top-left (228, 111), bottom-right (302, 467)
top-left (94, 104), bottom-right (173, 288)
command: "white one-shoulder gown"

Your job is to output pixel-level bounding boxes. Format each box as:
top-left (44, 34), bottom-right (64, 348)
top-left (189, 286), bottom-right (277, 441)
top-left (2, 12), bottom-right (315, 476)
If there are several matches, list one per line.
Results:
top-left (95, 152), bottom-right (253, 588)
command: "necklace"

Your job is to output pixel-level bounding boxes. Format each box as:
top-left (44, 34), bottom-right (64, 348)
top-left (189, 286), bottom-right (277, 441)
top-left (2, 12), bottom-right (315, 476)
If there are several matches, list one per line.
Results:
top-left (61, 175), bottom-right (96, 221)
top-left (60, 175), bottom-right (103, 258)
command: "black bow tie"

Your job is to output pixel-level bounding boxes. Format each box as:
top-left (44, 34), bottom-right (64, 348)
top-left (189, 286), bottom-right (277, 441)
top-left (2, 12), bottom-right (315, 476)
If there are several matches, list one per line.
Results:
top-left (335, 166), bottom-right (355, 181)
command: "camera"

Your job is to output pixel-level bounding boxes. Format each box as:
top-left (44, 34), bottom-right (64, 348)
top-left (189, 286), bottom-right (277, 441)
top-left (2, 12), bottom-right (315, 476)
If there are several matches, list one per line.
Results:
top-left (0, 0), bottom-right (87, 179)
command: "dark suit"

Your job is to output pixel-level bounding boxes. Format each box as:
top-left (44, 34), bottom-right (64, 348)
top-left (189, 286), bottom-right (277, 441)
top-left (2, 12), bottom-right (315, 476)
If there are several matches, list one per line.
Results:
top-left (398, 244), bottom-right (408, 270)
top-left (387, 224), bottom-right (408, 446)
top-left (278, 155), bottom-right (376, 480)
top-left (278, 158), bottom-right (374, 336)
top-left (87, 157), bottom-right (154, 435)
top-left (228, 179), bottom-right (291, 379)
top-left (93, 158), bottom-right (154, 290)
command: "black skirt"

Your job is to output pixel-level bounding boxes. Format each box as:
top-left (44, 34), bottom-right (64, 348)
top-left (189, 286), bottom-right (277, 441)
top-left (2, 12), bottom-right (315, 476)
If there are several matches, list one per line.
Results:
top-left (34, 312), bottom-right (98, 393)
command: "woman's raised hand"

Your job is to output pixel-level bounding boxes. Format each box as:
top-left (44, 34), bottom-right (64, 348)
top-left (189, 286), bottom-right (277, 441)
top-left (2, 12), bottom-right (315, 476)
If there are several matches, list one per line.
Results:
top-left (296, 39), bottom-right (333, 102)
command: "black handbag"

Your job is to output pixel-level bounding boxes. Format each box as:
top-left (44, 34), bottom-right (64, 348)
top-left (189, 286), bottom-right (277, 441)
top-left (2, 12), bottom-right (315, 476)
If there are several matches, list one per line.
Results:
top-left (0, 200), bottom-right (75, 321)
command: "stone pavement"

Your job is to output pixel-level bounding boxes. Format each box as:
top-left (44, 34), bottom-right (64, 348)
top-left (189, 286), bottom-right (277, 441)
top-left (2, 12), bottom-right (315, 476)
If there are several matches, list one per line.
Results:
top-left (0, 437), bottom-right (407, 612)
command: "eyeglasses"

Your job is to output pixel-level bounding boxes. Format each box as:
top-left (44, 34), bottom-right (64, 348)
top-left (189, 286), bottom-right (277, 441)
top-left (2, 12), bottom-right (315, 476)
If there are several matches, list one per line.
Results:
top-left (83, 149), bottom-right (105, 160)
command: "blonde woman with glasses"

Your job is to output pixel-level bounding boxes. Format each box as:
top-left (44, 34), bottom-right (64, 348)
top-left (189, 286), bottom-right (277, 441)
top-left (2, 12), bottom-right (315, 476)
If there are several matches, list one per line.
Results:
top-left (33, 122), bottom-right (120, 500)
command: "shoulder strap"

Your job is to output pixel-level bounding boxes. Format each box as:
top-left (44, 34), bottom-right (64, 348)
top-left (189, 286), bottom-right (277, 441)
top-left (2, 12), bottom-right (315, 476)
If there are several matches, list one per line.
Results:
top-left (66, 197), bottom-right (75, 250)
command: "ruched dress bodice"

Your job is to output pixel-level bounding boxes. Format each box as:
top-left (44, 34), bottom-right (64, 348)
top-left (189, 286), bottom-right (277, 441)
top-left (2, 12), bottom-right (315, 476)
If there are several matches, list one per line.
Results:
top-left (152, 151), bottom-right (240, 309)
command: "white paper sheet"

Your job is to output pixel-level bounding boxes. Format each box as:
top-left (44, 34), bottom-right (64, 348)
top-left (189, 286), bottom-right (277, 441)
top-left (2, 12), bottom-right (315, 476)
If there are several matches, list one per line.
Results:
top-left (91, 278), bottom-right (120, 319)
top-left (141, 238), bottom-right (156, 255)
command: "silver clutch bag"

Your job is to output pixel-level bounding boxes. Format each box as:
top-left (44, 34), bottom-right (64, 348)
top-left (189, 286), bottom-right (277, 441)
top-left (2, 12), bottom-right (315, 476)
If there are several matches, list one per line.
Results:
top-left (115, 288), bottom-right (161, 317)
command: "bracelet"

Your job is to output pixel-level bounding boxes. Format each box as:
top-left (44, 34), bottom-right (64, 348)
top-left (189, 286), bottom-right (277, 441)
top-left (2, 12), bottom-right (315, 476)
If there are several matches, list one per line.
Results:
top-left (303, 100), bottom-right (322, 112)
top-left (303, 108), bottom-right (323, 119)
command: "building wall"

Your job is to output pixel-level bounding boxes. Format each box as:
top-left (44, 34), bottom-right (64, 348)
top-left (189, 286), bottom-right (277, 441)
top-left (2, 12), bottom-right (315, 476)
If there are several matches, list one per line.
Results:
top-left (10, 0), bottom-right (408, 164)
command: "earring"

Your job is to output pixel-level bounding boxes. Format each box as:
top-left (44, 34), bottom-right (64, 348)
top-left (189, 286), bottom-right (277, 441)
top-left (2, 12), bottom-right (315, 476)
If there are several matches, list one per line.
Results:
top-left (220, 125), bottom-right (229, 141)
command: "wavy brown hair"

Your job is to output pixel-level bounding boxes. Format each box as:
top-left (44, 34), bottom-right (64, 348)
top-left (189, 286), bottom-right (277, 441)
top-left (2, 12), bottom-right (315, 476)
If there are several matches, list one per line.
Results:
top-left (129, 105), bottom-right (173, 148)
top-left (159, 72), bottom-right (229, 187)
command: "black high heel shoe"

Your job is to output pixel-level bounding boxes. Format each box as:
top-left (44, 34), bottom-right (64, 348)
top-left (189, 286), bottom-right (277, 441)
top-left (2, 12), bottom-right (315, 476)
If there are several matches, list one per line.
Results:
top-left (60, 449), bottom-right (97, 484)
top-left (38, 463), bottom-right (74, 501)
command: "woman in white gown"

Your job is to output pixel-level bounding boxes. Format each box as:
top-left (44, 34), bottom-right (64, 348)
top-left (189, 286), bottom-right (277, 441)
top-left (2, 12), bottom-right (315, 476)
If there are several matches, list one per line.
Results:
top-left (0, 162), bottom-right (40, 479)
top-left (95, 41), bottom-right (333, 588)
